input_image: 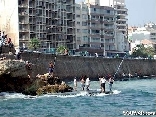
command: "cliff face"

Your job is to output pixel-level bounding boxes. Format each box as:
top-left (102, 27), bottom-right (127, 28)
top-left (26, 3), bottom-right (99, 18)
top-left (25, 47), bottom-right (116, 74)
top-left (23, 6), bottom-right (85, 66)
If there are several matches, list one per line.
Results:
top-left (0, 59), bottom-right (28, 77)
top-left (0, 59), bottom-right (32, 94)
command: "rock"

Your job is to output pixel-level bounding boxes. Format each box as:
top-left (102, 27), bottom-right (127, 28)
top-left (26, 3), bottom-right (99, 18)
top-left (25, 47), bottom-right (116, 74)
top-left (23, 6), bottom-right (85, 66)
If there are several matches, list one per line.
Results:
top-left (0, 59), bottom-right (73, 95)
top-left (0, 59), bottom-right (28, 78)
top-left (36, 74), bottom-right (73, 95)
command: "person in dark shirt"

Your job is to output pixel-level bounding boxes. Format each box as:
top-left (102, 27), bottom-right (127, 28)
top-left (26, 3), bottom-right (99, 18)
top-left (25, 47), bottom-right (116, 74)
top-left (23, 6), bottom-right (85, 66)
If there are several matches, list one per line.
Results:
top-left (49, 61), bottom-right (54, 77)
top-left (25, 61), bottom-right (32, 78)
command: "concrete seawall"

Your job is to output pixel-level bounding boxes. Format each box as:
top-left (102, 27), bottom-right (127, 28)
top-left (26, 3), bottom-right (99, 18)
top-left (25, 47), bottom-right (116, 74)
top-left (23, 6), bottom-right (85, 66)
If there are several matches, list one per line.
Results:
top-left (21, 52), bottom-right (156, 80)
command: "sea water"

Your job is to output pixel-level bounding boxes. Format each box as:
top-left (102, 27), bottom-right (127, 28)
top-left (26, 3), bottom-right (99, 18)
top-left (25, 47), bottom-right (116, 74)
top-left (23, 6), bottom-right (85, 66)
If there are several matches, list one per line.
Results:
top-left (0, 78), bottom-right (156, 117)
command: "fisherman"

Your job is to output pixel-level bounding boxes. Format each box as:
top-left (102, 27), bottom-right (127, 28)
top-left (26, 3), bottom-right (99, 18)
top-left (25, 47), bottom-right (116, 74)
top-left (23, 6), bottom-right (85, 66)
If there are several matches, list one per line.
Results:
top-left (100, 77), bottom-right (106, 93)
top-left (109, 76), bottom-right (114, 93)
top-left (73, 77), bottom-right (77, 91)
top-left (48, 61), bottom-right (54, 77)
top-left (85, 77), bottom-right (90, 91)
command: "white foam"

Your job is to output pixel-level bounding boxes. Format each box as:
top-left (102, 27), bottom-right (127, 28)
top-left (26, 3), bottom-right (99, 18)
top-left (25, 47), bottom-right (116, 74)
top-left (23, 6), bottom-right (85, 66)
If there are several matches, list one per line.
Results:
top-left (0, 92), bottom-right (37, 100)
top-left (112, 90), bottom-right (121, 94)
top-left (0, 89), bottom-right (121, 99)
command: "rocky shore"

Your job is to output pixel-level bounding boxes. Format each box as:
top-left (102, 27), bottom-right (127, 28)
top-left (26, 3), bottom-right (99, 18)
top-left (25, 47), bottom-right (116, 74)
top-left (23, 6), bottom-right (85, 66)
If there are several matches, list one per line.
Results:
top-left (0, 54), bottom-right (73, 96)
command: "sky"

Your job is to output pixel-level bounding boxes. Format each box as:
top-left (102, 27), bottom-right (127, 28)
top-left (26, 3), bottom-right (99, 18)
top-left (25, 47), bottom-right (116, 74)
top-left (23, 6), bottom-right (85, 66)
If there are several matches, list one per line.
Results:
top-left (75, 0), bottom-right (156, 26)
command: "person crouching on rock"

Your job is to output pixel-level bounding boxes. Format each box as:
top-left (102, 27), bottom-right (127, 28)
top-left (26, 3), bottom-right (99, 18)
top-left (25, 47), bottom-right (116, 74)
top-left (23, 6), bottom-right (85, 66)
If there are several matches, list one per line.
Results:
top-left (25, 61), bottom-right (32, 78)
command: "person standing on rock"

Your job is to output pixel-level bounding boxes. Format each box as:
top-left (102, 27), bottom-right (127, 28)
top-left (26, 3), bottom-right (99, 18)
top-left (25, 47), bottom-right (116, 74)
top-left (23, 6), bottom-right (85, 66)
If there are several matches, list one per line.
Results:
top-left (100, 77), bottom-right (106, 93)
top-left (48, 61), bottom-right (54, 77)
top-left (25, 61), bottom-right (32, 78)
top-left (108, 76), bottom-right (114, 93)
top-left (74, 77), bottom-right (77, 91)
top-left (85, 77), bottom-right (90, 91)
top-left (80, 77), bottom-right (85, 91)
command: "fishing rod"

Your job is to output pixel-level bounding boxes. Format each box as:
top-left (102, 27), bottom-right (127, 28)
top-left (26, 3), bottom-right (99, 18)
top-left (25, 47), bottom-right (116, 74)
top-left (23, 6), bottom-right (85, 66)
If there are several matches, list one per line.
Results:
top-left (53, 55), bottom-right (57, 67)
top-left (113, 54), bottom-right (127, 79)
top-left (52, 55), bottom-right (57, 76)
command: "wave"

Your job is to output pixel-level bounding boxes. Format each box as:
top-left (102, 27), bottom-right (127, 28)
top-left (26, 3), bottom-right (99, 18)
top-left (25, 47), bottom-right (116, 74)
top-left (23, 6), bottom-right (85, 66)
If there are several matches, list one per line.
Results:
top-left (0, 92), bottom-right (37, 100)
top-left (0, 89), bottom-right (121, 100)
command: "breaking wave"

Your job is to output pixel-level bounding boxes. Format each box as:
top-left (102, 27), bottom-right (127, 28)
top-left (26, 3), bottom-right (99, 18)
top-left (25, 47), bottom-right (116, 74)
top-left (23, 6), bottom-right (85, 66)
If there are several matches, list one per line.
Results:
top-left (0, 89), bottom-right (121, 99)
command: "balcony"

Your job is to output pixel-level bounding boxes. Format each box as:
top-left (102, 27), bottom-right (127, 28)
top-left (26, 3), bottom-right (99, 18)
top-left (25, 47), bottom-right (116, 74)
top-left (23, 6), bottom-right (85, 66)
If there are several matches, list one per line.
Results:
top-left (18, 4), bottom-right (28, 8)
top-left (19, 28), bottom-right (29, 32)
top-left (19, 21), bottom-right (29, 24)
top-left (19, 12), bottom-right (29, 16)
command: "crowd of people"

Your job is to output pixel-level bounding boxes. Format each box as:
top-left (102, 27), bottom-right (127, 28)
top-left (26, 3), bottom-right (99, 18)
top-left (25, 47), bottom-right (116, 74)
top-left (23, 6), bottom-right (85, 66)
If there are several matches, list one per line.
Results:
top-left (73, 75), bottom-right (114, 93)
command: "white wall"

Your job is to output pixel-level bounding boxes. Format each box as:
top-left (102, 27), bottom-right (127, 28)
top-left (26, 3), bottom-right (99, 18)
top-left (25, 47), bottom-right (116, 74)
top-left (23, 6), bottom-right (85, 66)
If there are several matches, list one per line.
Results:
top-left (116, 32), bottom-right (124, 51)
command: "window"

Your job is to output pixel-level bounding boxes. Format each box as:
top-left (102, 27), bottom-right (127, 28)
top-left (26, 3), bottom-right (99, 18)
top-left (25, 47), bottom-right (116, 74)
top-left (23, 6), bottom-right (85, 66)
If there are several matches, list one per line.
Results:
top-left (77, 22), bottom-right (80, 25)
top-left (107, 10), bottom-right (110, 13)
top-left (82, 22), bottom-right (87, 26)
top-left (92, 38), bottom-right (100, 42)
top-left (83, 36), bottom-right (88, 41)
top-left (82, 29), bottom-right (88, 33)
top-left (91, 15), bottom-right (95, 19)
top-left (76, 15), bottom-right (80, 18)
top-left (76, 7), bottom-right (80, 10)
top-left (82, 7), bottom-right (86, 11)
top-left (77, 37), bottom-right (81, 40)
top-left (91, 44), bottom-right (100, 48)
top-left (82, 14), bottom-right (87, 19)
top-left (92, 30), bottom-right (100, 34)
top-left (77, 29), bottom-right (80, 33)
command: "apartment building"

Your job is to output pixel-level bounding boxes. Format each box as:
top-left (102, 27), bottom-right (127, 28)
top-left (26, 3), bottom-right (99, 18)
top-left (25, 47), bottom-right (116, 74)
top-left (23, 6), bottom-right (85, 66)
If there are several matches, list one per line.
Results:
top-left (100, 0), bottom-right (129, 52)
top-left (75, 3), bottom-right (89, 49)
top-left (75, 0), bottom-right (118, 56)
top-left (87, 4), bottom-right (116, 56)
top-left (0, 0), bottom-right (76, 52)
top-left (114, 0), bottom-right (129, 51)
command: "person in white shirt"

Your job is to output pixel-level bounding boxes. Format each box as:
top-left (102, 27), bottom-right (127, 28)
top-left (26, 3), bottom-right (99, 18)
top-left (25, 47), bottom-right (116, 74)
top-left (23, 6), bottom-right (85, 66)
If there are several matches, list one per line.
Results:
top-left (100, 77), bottom-right (106, 93)
top-left (85, 77), bottom-right (90, 91)
top-left (74, 77), bottom-right (77, 91)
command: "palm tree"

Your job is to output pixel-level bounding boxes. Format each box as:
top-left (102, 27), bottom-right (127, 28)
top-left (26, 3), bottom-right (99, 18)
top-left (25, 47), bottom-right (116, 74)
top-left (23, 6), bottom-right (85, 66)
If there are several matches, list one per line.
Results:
top-left (28, 38), bottom-right (40, 51)
top-left (56, 45), bottom-right (68, 55)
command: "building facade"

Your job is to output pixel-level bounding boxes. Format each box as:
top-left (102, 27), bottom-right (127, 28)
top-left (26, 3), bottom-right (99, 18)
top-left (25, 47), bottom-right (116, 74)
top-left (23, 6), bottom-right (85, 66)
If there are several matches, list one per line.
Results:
top-left (100, 0), bottom-right (129, 52)
top-left (75, 0), bottom-right (127, 57)
top-left (0, 0), bottom-right (76, 53)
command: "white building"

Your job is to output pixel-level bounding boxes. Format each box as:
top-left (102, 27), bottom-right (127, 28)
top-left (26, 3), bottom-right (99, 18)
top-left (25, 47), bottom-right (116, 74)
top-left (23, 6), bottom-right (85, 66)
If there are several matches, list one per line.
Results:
top-left (128, 23), bottom-right (156, 54)
top-left (100, 0), bottom-right (129, 52)
top-left (76, 1), bottom-right (117, 56)
top-left (75, 3), bottom-right (89, 49)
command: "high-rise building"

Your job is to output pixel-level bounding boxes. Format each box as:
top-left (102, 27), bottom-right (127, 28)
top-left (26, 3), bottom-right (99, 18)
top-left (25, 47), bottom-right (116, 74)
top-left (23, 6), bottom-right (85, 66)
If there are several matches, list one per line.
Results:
top-left (0, 0), bottom-right (76, 53)
top-left (76, 1), bottom-right (124, 56)
top-left (100, 0), bottom-right (129, 52)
